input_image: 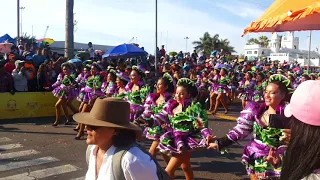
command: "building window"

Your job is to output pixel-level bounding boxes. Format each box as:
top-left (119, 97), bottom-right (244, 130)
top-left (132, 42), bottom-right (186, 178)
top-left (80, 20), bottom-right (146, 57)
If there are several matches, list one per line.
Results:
top-left (254, 51), bottom-right (258, 54)
top-left (247, 51), bottom-right (252, 54)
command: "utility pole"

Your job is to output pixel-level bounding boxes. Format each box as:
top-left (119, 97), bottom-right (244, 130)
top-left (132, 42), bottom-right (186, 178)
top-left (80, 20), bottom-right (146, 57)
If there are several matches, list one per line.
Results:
top-left (184, 37), bottom-right (189, 53)
top-left (308, 31), bottom-right (312, 72)
top-left (17, 0), bottom-right (20, 39)
top-left (155, 0), bottom-right (158, 76)
top-left (20, 7), bottom-right (25, 36)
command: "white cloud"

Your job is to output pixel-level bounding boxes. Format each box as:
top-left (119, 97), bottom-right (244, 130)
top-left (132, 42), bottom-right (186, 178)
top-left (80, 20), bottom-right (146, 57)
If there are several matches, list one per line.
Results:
top-left (215, 2), bottom-right (264, 19)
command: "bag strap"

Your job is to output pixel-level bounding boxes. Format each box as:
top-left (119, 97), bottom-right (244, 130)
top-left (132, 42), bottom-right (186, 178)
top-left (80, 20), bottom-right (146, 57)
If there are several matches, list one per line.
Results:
top-left (112, 143), bottom-right (137, 180)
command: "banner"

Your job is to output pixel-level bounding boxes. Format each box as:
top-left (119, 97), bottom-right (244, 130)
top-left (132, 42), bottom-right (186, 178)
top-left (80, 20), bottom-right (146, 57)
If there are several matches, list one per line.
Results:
top-left (0, 92), bottom-right (79, 120)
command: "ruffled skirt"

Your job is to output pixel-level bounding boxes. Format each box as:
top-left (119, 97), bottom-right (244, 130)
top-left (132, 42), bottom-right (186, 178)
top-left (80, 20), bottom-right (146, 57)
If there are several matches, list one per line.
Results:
top-left (158, 130), bottom-right (207, 155)
top-left (215, 85), bottom-right (229, 94)
top-left (129, 103), bottom-right (144, 122)
top-left (252, 91), bottom-right (264, 103)
top-left (52, 87), bottom-right (78, 100)
top-left (77, 87), bottom-right (104, 103)
top-left (242, 139), bottom-right (286, 179)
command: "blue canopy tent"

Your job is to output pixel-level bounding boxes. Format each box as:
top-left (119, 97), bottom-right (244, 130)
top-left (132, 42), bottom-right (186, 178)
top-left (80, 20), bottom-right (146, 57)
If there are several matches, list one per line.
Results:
top-left (0, 34), bottom-right (17, 45)
top-left (103, 43), bottom-right (148, 58)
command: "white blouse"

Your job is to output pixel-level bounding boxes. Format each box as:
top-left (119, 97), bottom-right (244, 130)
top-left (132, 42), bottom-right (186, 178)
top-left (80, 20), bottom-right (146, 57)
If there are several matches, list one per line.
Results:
top-left (85, 145), bottom-right (159, 180)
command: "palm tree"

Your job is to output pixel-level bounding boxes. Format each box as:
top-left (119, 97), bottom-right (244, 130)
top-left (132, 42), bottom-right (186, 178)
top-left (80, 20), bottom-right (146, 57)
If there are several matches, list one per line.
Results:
top-left (192, 32), bottom-right (235, 56)
top-left (246, 38), bottom-right (260, 45)
top-left (65, 0), bottom-right (74, 58)
top-left (258, 35), bottom-right (269, 47)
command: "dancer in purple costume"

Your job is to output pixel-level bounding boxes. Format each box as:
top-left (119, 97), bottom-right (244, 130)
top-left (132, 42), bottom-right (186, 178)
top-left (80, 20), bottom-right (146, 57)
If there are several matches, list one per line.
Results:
top-left (102, 69), bottom-right (117, 97)
top-left (156, 78), bottom-right (211, 180)
top-left (138, 73), bottom-right (174, 160)
top-left (253, 72), bottom-right (267, 103)
top-left (76, 66), bottom-right (91, 102)
top-left (75, 63), bottom-right (104, 140)
top-left (208, 74), bottom-right (294, 180)
top-left (211, 68), bottom-right (230, 114)
top-left (238, 72), bottom-right (256, 109)
top-left (125, 65), bottom-right (148, 122)
top-left (52, 62), bottom-right (79, 126)
top-left (114, 72), bottom-right (129, 98)
top-left (208, 68), bottom-right (220, 112)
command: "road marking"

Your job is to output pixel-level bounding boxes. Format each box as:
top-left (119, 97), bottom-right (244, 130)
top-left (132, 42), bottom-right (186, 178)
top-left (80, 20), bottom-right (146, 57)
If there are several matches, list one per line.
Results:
top-left (0, 149), bottom-right (40, 160)
top-left (215, 113), bottom-right (237, 121)
top-left (0, 143), bottom-right (23, 151)
top-left (71, 177), bottom-right (86, 180)
top-left (0, 138), bottom-right (11, 143)
top-left (0, 156), bottom-right (59, 172)
top-left (0, 164), bottom-right (79, 180)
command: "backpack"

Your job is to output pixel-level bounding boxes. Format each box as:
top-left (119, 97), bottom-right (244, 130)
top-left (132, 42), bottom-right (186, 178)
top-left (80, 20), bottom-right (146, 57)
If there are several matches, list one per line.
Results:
top-left (85, 143), bottom-right (170, 180)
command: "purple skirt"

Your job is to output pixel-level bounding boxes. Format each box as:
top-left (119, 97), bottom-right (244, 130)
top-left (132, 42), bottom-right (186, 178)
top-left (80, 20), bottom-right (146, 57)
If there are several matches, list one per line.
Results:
top-left (77, 87), bottom-right (104, 103)
top-left (158, 130), bottom-right (207, 155)
top-left (242, 139), bottom-right (286, 178)
top-left (52, 86), bottom-right (78, 100)
top-left (129, 103), bottom-right (144, 122)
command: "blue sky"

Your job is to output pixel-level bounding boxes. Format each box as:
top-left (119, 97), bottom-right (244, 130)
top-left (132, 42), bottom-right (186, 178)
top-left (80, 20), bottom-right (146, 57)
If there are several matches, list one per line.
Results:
top-left (1, 0), bottom-right (319, 54)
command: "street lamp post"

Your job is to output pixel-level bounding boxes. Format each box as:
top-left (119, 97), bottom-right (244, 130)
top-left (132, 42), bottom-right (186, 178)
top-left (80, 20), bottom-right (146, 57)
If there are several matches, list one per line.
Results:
top-left (184, 37), bottom-right (189, 53)
top-left (308, 31), bottom-right (312, 72)
top-left (155, 0), bottom-right (158, 76)
top-left (20, 6), bottom-right (25, 36)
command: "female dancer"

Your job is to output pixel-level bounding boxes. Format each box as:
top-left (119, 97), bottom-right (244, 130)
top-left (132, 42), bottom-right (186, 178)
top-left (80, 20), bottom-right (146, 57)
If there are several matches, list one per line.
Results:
top-left (208, 68), bottom-right (220, 112)
top-left (75, 63), bottom-right (104, 139)
top-left (114, 71), bottom-right (130, 98)
top-left (252, 72), bottom-right (267, 103)
top-left (208, 74), bottom-right (294, 180)
top-left (211, 68), bottom-right (230, 114)
top-left (238, 72), bottom-right (256, 109)
top-left (76, 65), bottom-right (90, 113)
top-left (52, 62), bottom-right (78, 126)
top-left (125, 65), bottom-right (150, 122)
top-left (140, 73), bottom-right (174, 159)
top-left (102, 69), bottom-right (117, 97)
top-left (156, 78), bottom-right (211, 180)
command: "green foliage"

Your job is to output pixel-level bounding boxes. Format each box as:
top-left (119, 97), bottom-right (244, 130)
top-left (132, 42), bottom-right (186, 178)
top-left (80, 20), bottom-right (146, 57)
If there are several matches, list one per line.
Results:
top-left (168, 51), bottom-right (178, 57)
top-left (246, 35), bottom-right (270, 47)
top-left (15, 33), bottom-right (37, 46)
top-left (192, 32), bottom-right (236, 56)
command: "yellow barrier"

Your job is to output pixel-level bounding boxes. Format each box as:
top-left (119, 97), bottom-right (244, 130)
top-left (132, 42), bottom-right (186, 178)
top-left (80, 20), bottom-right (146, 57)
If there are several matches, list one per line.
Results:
top-left (0, 92), bottom-right (79, 120)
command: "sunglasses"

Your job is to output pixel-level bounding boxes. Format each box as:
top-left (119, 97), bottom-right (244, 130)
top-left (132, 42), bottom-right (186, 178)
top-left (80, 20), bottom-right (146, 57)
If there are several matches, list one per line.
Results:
top-left (85, 125), bottom-right (103, 131)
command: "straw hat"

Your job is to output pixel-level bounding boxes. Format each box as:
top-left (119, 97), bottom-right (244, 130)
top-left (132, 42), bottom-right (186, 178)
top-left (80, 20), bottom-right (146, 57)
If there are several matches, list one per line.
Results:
top-left (73, 97), bottom-right (142, 132)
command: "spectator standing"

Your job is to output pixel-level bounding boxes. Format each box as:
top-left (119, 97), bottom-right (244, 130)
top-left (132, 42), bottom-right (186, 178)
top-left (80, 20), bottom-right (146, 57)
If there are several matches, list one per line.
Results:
top-left (160, 45), bottom-right (166, 57)
top-left (73, 97), bottom-right (159, 180)
top-left (32, 49), bottom-right (46, 69)
top-left (88, 42), bottom-right (95, 60)
top-left (25, 56), bottom-right (37, 91)
top-left (4, 54), bottom-right (16, 74)
top-left (0, 60), bottom-right (14, 93)
top-left (12, 60), bottom-right (30, 92)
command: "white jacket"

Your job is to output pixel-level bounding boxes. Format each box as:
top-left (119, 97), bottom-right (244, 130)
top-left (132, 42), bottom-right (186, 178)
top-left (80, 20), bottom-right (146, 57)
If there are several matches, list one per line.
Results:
top-left (12, 69), bottom-right (30, 92)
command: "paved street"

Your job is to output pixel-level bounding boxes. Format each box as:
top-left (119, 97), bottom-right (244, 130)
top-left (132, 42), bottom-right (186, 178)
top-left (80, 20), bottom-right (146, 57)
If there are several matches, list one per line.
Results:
top-left (0, 103), bottom-right (249, 180)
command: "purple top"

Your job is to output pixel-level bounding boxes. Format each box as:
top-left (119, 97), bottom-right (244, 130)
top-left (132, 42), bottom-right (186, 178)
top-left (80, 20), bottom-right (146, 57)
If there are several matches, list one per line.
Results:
top-left (125, 80), bottom-right (144, 92)
top-left (141, 92), bottom-right (172, 120)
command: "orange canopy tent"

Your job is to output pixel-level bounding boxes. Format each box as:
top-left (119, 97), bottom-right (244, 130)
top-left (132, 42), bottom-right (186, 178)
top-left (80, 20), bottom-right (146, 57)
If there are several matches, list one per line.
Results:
top-left (243, 0), bottom-right (320, 36)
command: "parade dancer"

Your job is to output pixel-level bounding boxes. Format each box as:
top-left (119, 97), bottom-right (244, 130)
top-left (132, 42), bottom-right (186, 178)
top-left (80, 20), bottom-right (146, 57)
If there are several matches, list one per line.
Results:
top-left (238, 72), bottom-right (256, 109)
top-left (114, 71), bottom-right (130, 98)
top-left (75, 63), bottom-right (104, 140)
top-left (102, 69), bottom-right (117, 97)
top-left (76, 65), bottom-right (91, 113)
top-left (211, 68), bottom-right (230, 114)
top-left (156, 78), bottom-right (211, 180)
top-left (139, 73), bottom-right (174, 160)
top-left (52, 62), bottom-right (78, 126)
top-left (208, 68), bottom-right (220, 112)
top-left (125, 65), bottom-right (150, 122)
top-left (253, 72), bottom-right (267, 103)
top-left (208, 74), bottom-right (294, 180)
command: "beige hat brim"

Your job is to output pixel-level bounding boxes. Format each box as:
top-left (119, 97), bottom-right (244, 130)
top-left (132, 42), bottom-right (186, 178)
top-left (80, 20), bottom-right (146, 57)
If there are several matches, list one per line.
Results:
top-left (73, 113), bottom-right (142, 133)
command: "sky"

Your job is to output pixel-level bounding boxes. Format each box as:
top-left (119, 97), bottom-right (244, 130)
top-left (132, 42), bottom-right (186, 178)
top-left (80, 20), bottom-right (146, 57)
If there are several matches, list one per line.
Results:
top-left (1, 0), bottom-right (320, 54)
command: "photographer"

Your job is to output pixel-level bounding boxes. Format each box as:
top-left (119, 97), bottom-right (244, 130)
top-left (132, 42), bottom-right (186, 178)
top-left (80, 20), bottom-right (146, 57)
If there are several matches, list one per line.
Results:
top-left (12, 60), bottom-right (30, 92)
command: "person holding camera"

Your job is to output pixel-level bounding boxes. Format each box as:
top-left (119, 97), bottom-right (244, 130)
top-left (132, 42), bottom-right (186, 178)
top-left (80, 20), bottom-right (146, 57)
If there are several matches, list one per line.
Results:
top-left (12, 60), bottom-right (30, 92)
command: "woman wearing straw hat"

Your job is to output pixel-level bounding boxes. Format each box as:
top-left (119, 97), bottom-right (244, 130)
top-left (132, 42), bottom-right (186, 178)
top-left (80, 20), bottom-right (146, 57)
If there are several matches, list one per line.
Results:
top-left (73, 97), bottom-right (159, 180)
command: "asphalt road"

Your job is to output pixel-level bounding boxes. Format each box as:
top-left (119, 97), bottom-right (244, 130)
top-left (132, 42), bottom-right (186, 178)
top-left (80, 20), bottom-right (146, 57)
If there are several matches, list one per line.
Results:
top-left (0, 103), bottom-right (249, 180)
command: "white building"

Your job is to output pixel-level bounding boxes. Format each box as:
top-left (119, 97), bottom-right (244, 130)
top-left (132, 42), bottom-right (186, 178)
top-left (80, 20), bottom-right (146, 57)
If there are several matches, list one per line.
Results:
top-left (244, 32), bottom-right (320, 66)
